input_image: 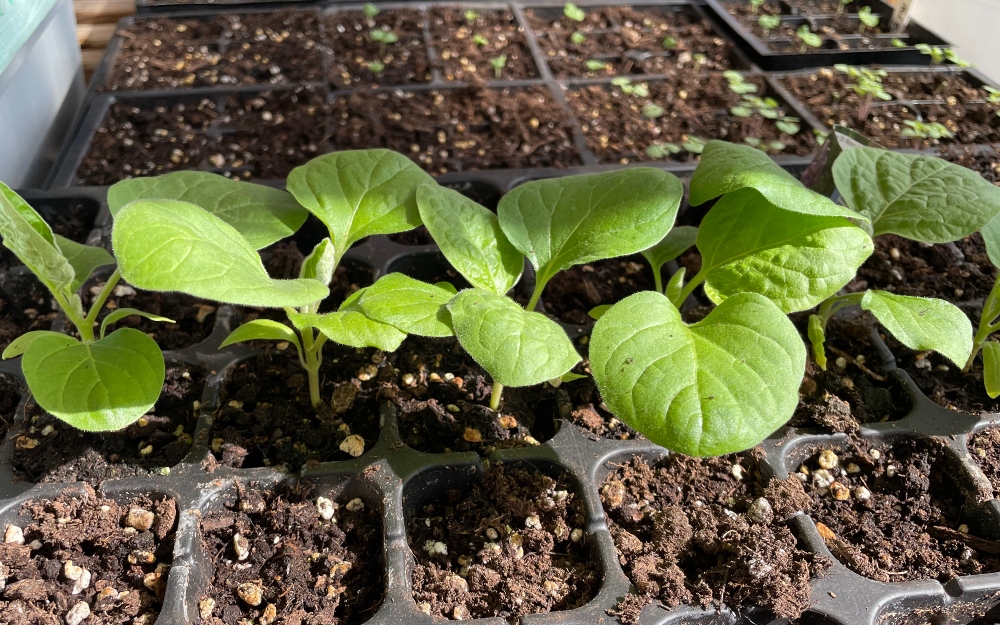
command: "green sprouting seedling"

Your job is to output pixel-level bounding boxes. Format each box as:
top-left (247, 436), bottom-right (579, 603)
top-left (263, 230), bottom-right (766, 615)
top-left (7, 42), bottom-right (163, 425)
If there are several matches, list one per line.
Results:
top-left (749, 0), bottom-right (765, 13)
top-left (465, 9), bottom-right (480, 22)
top-left (964, 217), bottom-right (1000, 396)
top-left (814, 128), bottom-right (830, 145)
top-left (585, 59), bottom-right (608, 72)
top-left (642, 103), bottom-right (664, 119)
top-left (645, 142), bottom-right (682, 159)
top-left (891, 38), bottom-right (907, 48)
top-left (363, 2), bottom-right (380, 19)
top-left (368, 60), bottom-right (385, 75)
top-left (571, 31), bottom-right (586, 45)
top-left (592, 140), bottom-right (873, 456)
top-left (775, 116), bottom-right (801, 134)
top-left (111, 150), bottom-right (436, 411)
top-left (610, 77), bottom-right (649, 97)
top-left (693, 53), bottom-right (708, 72)
top-left (901, 119), bottom-right (954, 143)
top-left (564, 2), bottom-right (586, 22)
top-left (662, 35), bottom-right (679, 50)
top-left (797, 25), bottom-right (822, 51)
top-left (807, 147), bottom-right (1000, 371)
top-left (683, 135), bottom-right (707, 154)
top-left (857, 6), bottom-right (879, 34)
top-left (370, 28), bottom-right (399, 57)
top-left (837, 0), bottom-right (852, 14)
top-left (724, 70), bottom-right (758, 95)
top-left (758, 14), bottom-right (780, 37)
top-left (473, 34), bottom-right (490, 47)
top-left (386, 168), bottom-right (683, 411)
top-left (834, 64), bottom-right (891, 122)
top-left (744, 137), bottom-right (786, 152)
top-left (490, 55), bottom-right (508, 79)
top-left (916, 44), bottom-right (970, 67)
top-left (985, 86), bottom-right (1000, 104)
top-left (0, 185), bottom-right (174, 431)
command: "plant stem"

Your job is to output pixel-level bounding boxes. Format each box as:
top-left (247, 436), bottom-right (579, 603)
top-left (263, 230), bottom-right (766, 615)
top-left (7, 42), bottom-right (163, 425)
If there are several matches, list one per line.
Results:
top-left (300, 327), bottom-right (323, 409)
top-left (673, 270), bottom-right (707, 307)
top-left (653, 268), bottom-right (664, 295)
top-left (490, 380), bottom-right (504, 410)
top-left (79, 268), bottom-right (122, 343)
top-left (526, 275), bottom-right (549, 312)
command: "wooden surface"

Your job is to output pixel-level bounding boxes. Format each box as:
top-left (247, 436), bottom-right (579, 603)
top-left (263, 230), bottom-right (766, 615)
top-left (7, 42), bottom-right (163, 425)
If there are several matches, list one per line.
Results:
top-left (74, 0), bottom-right (136, 24)
top-left (75, 0), bottom-right (135, 81)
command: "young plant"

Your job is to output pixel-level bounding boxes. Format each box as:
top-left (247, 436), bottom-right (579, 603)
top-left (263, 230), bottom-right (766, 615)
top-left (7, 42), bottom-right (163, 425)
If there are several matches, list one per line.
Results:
top-left (662, 35), bottom-right (678, 50)
top-left (464, 9), bottom-right (479, 22)
top-left (901, 119), bottom-right (953, 147)
top-left (724, 70), bottom-right (758, 95)
top-left (642, 103), bottom-right (664, 119)
top-left (490, 54), bottom-right (508, 79)
top-left (682, 135), bottom-right (707, 154)
top-left (473, 34), bottom-right (490, 47)
top-left (585, 59), bottom-right (608, 72)
top-left (857, 6), bottom-right (879, 34)
top-left (0, 185), bottom-right (172, 431)
top-left (368, 60), bottom-right (385, 76)
top-left (758, 14), bottom-right (780, 37)
top-left (916, 44), bottom-right (971, 67)
top-left (645, 142), bottom-right (682, 159)
top-left (964, 218), bottom-right (1000, 396)
top-left (370, 28), bottom-right (398, 58)
top-left (837, 0), bottom-right (852, 14)
top-left (891, 38), bottom-right (907, 48)
top-left (611, 77), bottom-right (649, 97)
top-left (797, 25), bottom-right (822, 52)
top-left (363, 2), bottom-right (380, 20)
top-left (693, 53), bottom-right (708, 72)
top-left (592, 141), bottom-right (873, 456)
top-left (564, 2), bottom-right (585, 22)
top-left (834, 64), bottom-right (891, 122)
top-left (571, 31), bottom-right (587, 45)
top-left (111, 150), bottom-right (436, 410)
top-left (749, 0), bottom-right (765, 13)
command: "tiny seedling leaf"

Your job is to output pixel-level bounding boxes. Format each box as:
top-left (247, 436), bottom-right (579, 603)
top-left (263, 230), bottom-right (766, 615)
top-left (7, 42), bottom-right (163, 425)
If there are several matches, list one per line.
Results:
top-left (641, 226), bottom-right (698, 279)
top-left (564, 2), bottom-right (586, 21)
top-left (860, 290), bottom-right (972, 367)
top-left (99, 308), bottom-right (174, 340)
top-left (220, 319), bottom-right (302, 351)
top-left (359, 273), bottom-right (455, 337)
top-left (300, 238), bottom-right (338, 286)
top-left (984, 342), bottom-right (1000, 399)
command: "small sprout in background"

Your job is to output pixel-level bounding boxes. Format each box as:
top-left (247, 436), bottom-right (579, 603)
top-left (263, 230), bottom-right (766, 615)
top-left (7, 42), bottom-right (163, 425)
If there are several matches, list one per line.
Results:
top-left (585, 59), bottom-right (608, 72)
top-left (986, 86), bottom-right (1000, 104)
top-left (642, 103), bottom-right (664, 119)
top-left (744, 137), bottom-right (786, 152)
top-left (758, 14), bottom-right (780, 37)
top-left (473, 34), bottom-right (490, 47)
top-left (571, 31), bottom-right (586, 45)
top-left (835, 64), bottom-right (891, 122)
top-left (857, 6), bottom-right (879, 34)
top-left (662, 35), bottom-right (679, 50)
top-left (611, 76), bottom-right (649, 97)
top-left (363, 2), bottom-right (380, 19)
top-left (813, 128), bottom-right (830, 145)
top-left (370, 28), bottom-right (398, 57)
top-left (946, 49), bottom-right (972, 67)
top-left (901, 120), bottom-right (954, 146)
top-left (891, 37), bottom-right (907, 48)
top-left (750, 0), bottom-right (765, 13)
top-left (490, 55), bottom-right (508, 79)
top-left (368, 60), bottom-right (386, 75)
top-left (915, 44), bottom-right (968, 66)
top-left (693, 53), bottom-right (708, 71)
top-left (776, 116), bottom-right (801, 135)
top-left (464, 9), bottom-right (480, 22)
top-left (564, 2), bottom-right (586, 22)
top-left (646, 142), bottom-right (682, 159)
top-left (682, 135), bottom-right (707, 154)
top-left (724, 70), bottom-right (758, 95)
top-left (730, 104), bottom-right (753, 118)
top-left (797, 25), bottom-right (822, 51)
top-left (837, 0), bottom-right (852, 14)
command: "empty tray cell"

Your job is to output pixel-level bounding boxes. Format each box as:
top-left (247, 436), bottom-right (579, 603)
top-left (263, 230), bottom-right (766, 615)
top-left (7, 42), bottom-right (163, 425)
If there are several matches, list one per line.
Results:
top-left (969, 427), bottom-right (1000, 495)
top-left (326, 9), bottom-right (431, 88)
top-left (428, 7), bottom-right (539, 81)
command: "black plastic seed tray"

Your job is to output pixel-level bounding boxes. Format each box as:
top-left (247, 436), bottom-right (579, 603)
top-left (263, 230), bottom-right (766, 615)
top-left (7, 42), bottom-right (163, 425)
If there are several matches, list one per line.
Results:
top-left (698, 0), bottom-right (950, 71)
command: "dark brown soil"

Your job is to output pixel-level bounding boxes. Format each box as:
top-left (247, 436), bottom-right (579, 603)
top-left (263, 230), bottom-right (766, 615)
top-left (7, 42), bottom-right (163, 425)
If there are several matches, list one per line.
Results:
top-left (940, 145), bottom-right (1000, 185)
top-left (0, 375), bottom-right (22, 441)
top-left (326, 10), bottom-right (431, 88)
top-left (525, 5), bottom-right (737, 79)
top-left (893, 340), bottom-right (999, 415)
top-left (429, 8), bottom-right (538, 82)
top-left (0, 489), bottom-right (177, 624)
top-left (540, 255), bottom-right (656, 325)
top-left (199, 482), bottom-right (383, 625)
top-left (602, 453), bottom-right (830, 623)
top-left (331, 86), bottom-right (581, 174)
top-left (782, 68), bottom-right (990, 107)
top-left (408, 463), bottom-right (598, 620)
top-left (12, 362), bottom-right (204, 484)
top-left (969, 427), bottom-right (1000, 495)
top-left (800, 437), bottom-right (1000, 583)
top-left (565, 372), bottom-right (644, 441)
top-left (567, 73), bottom-right (814, 164)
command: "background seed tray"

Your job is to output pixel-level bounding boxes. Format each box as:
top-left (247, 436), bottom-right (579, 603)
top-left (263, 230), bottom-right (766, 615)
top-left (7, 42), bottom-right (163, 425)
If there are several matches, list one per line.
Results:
top-left (3, 187), bottom-right (1000, 624)
top-left (698, 0), bottom-right (950, 71)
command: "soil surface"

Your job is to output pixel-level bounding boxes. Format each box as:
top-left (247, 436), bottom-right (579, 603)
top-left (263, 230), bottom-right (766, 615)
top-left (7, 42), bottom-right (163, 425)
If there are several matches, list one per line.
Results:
top-left (0, 489), bottom-right (177, 624)
top-left (540, 255), bottom-right (656, 325)
top-left (800, 437), bottom-right (1000, 583)
top-left (893, 340), bottom-right (1000, 415)
top-left (326, 10), bottom-right (431, 88)
top-left (199, 482), bottom-right (383, 625)
top-left (408, 463), bottom-right (598, 620)
top-left (12, 362), bottom-right (204, 484)
top-left (526, 5), bottom-right (737, 79)
top-left (941, 144), bottom-right (1000, 184)
top-left (0, 375), bottom-right (22, 442)
top-left (567, 73), bottom-right (814, 164)
top-left (969, 427), bottom-right (1000, 495)
top-left (602, 452), bottom-right (830, 623)
top-left (429, 8), bottom-right (538, 82)
top-left (331, 86), bottom-right (581, 174)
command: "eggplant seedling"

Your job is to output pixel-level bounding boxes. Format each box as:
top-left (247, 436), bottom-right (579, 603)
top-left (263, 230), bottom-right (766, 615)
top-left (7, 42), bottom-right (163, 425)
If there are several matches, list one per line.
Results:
top-left (857, 6), bottom-right (879, 34)
top-left (645, 142), bottom-right (682, 159)
top-left (585, 59), bottom-right (608, 72)
top-left (964, 218), bottom-right (1000, 397)
top-left (901, 119), bottom-right (953, 148)
top-left (724, 70), bottom-right (758, 95)
top-left (0, 185), bottom-right (173, 431)
top-left (363, 2), bottom-right (379, 20)
top-left (749, 0), bottom-right (765, 13)
top-left (473, 34), bottom-right (490, 47)
top-left (916, 44), bottom-right (971, 67)
top-left (891, 38), bottom-right (907, 48)
top-left (610, 77), bottom-right (649, 97)
top-left (490, 55), bottom-right (508, 79)
top-left (758, 14), bottom-right (780, 37)
top-left (564, 2), bottom-right (585, 22)
top-left (370, 28), bottom-right (398, 58)
top-left (464, 9), bottom-right (479, 22)
top-left (571, 31), bottom-right (586, 45)
top-left (662, 35), bottom-right (678, 50)
top-left (797, 25), bottom-right (822, 52)
top-left (682, 135), bottom-right (707, 154)
top-left (837, 0), bottom-right (852, 15)
top-left (642, 103), bottom-right (664, 119)
top-left (835, 64), bottom-right (891, 122)
top-left (367, 60), bottom-right (386, 76)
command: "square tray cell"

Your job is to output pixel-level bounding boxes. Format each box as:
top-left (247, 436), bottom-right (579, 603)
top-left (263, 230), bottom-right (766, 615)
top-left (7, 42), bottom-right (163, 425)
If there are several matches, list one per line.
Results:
top-left (326, 8), bottom-right (432, 88)
top-left (427, 7), bottom-right (540, 82)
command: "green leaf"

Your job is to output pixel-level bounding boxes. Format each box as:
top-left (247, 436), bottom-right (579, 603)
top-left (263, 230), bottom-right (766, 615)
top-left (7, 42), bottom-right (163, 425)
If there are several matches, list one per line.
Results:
top-left (641, 226), bottom-right (698, 277)
top-left (100, 308), bottom-right (174, 339)
top-left (808, 314), bottom-right (827, 369)
top-left (286, 150), bottom-right (434, 260)
top-left (2, 331), bottom-right (55, 359)
top-left (113, 199), bottom-right (328, 308)
top-left (448, 289), bottom-right (580, 387)
top-left (498, 168), bottom-right (682, 286)
top-left (861, 290), bottom-right (972, 367)
top-left (0, 182), bottom-right (75, 295)
top-left (983, 342), bottom-right (1000, 399)
top-left (696, 189), bottom-right (874, 313)
top-left (689, 141), bottom-right (862, 219)
top-left (590, 291), bottom-right (805, 457)
top-left (358, 273), bottom-right (455, 337)
top-left (220, 319), bottom-right (302, 352)
top-left (300, 238), bottom-right (337, 286)
top-left (665, 267), bottom-right (686, 303)
top-left (589, 305), bottom-right (611, 320)
top-left (834, 147), bottom-right (1000, 242)
top-left (417, 184), bottom-right (523, 295)
top-left (108, 171), bottom-right (307, 249)
top-left (289, 290), bottom-right (406, 351)
top-left (54, 235), bottom-right (114, 293)
top-left (21, 328), bottom-right (165, 431)
top-left (980, 213), bottom-right (1000, 269)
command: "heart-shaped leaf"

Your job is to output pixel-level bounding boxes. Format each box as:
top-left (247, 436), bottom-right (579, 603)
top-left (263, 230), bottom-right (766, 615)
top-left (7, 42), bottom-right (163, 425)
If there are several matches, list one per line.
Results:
top-left (286, 150), bottom-right (434, 262)
top-left (288, 290), bottom-right (406, 351)
top-left (591, 291), bottom-right (805, 456)
top-left (0, 182), bottom-right (75, 295)
top-left (448, 288), bottom-right (580, 387)
top-left (861, 290), bottom-right (972, 367)
top-left (220, 319), bottom-right (302, 352)
top-left (2, 331), bottom-right (54, 359)
top-left (55, 235), bottom-right (114, 293)
top-left (113, 199), bottom-right (328, 308)
top-left (108, 171), bottom-right (308, 249)
top-left (20, 328), bottom-right (165, 431)
top-left (417, 184), bottom-right (522, 295)
top-left (834, 147), bottom-right (1000, 242)
top-left (497, 168), bottom-right (682, 286)
top-left (359, 273), bottom-right (455, 337)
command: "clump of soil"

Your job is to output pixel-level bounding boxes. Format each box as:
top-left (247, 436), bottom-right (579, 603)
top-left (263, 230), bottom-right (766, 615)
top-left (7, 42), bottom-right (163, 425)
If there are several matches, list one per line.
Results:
top-left (408, 463), bottom-right (598, 620)
top-left (565, 376), bottom-right (643, 441)
top-left (800, 437), bottom-right (1000, 583)
top-left (540, 255), bottom-right (656, 325)
top-left (0, 489), bottom-right (177, 624)
top-left (429, 8), bottom-right (538, 81)
top-left (12, 363), bottom-right (204, 483)
top-left (603, 453), bottom-right (829, 623)
top-left (969, 427), bottom-right (1000, 494)
top-left (331, 86), bottom-right (581, 174)
top-left (326, 10), bottom-right (431, 87)
top-left (199, 482), bottom-right (383, 625)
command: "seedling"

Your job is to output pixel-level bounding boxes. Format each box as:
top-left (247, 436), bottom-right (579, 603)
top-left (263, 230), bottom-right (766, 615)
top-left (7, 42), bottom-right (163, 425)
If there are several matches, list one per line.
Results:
top-left (662, 35), bottom-right (678, 50)
top-left (837, 0), bottom-right (852, 15)
top-left (775, 116), bottom-right (801, 134)
top-left (473, 34), bottom-right (490, 47)
top-left (585, 59), bottom-right (608, 72)
top-left (797, 25), bottom-right (822, 52)
top-left (564, 2), bottom-right (586, 22)
top-left (758, 14), bottom-right (780, 37)
top-left (0, 185), bottom-right (174, 431)
top-left (645, 142), bottom-right (682, 159)
top-left (835, 64), bottom-right (891, 122)
top-left (749, 0), bottom-right (765, 13)
top-left (391, 168), bottom-right (683, 411)
top-left (111, 150), bottom-right (436, 411)
top-left (610, 77), bottom-right (649, 97)
top-left (724, 70), bottom-right (758, 95)
top-left (744, 137), bottom-right (787, 152)
top-left (891, 38), bottom-right (907, 48)
top-left (963, 218), bottom-right (1000, 397)
top-left (368, 60), bottom-right (385, 75)
top-left (571, 31), bottom-right (586, 45)
top-left (490, 55), bottom-right (507, 79)
top-left (464, 9), bottom-right (479, 22)
top-left (916, 44), bottom-right (971, 67)
top-left (682, 135), bottom-right (707, 154)
top-left (693, 53), bottom-right (708, 72)
top-left (857, 6), bottom-right (879, 34)
top-left (363, 2), bottom-right (380, 19)
top-left (986, 86), bottom-right (1000, 104)
top-left (900, 119), bottom-right (953, 148)
top-left (642, 103), bottom-right (664, 119)
top-left (370, 28), bottom-right (398, 57)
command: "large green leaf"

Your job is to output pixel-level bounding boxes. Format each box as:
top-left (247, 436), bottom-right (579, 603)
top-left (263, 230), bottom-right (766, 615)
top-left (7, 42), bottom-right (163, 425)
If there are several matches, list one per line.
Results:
top-left (108, 171), bottom-right (307, 249)
top-left (696, 189), bottom-right (873, 313)
top-left (20, 328), bottom-right (165, 431)
top-left (288, 290), bottom-right (406, 351)
top-left (55, 235), bottom-right (114, 293)
top-left (113, 199), bottom-right (328, 308)
top-left (641, 226), bottom-right (698, 278)
top-left (358, 273), bottom-right (454, 337)
top-left (590, 291), bottom-right (805, 457)
top-left (982, 213), bottom-right (1000, 269)
top-left (0, 182), bottom-right (75, 295)
top-left (417, 184), bottom-right (523, 295)
top-left (497, 168), bottom-right (682, 285)
top-left (834, 147), bottom-right (1000, 242)
top-left (286, 150), bottom-right (434, 261)
top-left (689, 140), bottom-right (861, 219)
top-left (447, 289), bottom-right (580, 387)
top-left (861, 290), bottom-right (972, 367)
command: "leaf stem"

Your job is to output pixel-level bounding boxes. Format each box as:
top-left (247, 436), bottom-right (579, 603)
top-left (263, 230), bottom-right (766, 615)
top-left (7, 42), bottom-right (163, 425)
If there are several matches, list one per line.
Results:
top-left (526, 275), bottom-right (550, 312)
top-left (490, 380), bottom-right (504, 410)
top-left (79, 268), bottom-right (122, 342)
top-left (673, 270), bottom-right (706, 307)
top-left (653, 269), bottom-right (664, 295)
top-left (300, 326), bottom-right (323, 409)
